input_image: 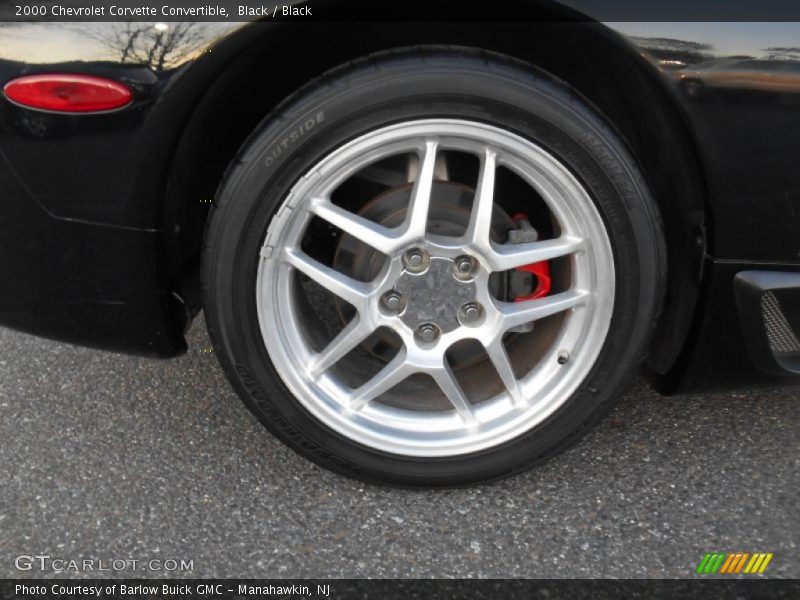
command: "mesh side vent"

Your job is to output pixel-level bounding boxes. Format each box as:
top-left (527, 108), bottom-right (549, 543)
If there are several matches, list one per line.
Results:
top-left (761, 291), bottom-right (800, 353)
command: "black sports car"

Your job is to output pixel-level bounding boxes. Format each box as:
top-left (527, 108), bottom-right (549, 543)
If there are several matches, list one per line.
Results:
top-left (1, 4), bottom-right (799, 485)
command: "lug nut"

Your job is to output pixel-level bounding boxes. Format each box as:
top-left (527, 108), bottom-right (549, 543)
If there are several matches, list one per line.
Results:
top-left (456, 256), bottom-right (473, 273)
top-left (380, 290), bottom-right (405, 314)
top-left (452, 255), bottom-right (477, 281)
top-left (458, 302), bottom-right (484, 326)
top-left (403, 248), bottom-right (429, 274)
top-left (415, 323), bottom-right (441, 345)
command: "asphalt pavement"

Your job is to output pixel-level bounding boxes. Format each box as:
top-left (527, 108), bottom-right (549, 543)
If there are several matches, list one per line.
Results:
top-left (1, 316), bottom-right (798, 578)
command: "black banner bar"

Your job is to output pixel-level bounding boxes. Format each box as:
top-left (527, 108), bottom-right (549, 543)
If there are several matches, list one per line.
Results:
top-left (5, 0), bottom-right (800, 22)
top-left (2, 579), bottom-right (800, 600)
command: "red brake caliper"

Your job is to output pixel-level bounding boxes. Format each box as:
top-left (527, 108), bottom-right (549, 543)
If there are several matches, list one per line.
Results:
top-left (510, 213), bottom-right (551, 302)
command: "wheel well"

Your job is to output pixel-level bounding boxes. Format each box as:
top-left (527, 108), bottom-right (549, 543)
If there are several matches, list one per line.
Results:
top-left (164, 20), bottom-right (707, 379)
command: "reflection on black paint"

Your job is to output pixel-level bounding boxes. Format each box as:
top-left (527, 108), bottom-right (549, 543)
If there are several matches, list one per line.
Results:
top-left (628, 32), bottom-right (800, 262)
top-left (93, 22), bottom-right (209, 72)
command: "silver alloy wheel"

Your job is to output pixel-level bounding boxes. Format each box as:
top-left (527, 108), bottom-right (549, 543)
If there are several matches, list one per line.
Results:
top-left (256, 119), bottom-right (615, 457)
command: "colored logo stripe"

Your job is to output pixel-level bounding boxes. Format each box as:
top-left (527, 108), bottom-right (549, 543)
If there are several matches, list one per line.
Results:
top-left (744, 553), bottom-right (774, 574)
top-left (719, 553), bottom-right (748, 574)
top-left (719, 553), bottom-right (736, 574)
top-left (696, 553), bottom-right (726, 574)
top-left (697, 552), bottom-right (773, 575)
top-left (734, 553), bottom-right (750, 574)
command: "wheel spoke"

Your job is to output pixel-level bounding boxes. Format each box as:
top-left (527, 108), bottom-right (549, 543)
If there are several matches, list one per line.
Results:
top-left (404, 140), bottom-right (439, 239)
top-left (284, 248), bottom-right (371, 308)
top-left (350, 351), bottom-right (412, 411)
top-left (500, 289), bottom-right (589, 331)
top-left (432, 363), bottom-right (477, 426)
top-left (309, 317), bottom-right (374, 378)
top-left (309, 198), bottom-right (402, 254)
top-left (487, 236), bottom-right (584, 271)
top-left (485, 338), bottom-right (524, 405)
top-left (465, 147), bottom-right (497, 247)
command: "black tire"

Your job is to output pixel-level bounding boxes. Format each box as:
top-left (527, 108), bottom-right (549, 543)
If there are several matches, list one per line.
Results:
top-left (202, 47), bottom-right (666, 487)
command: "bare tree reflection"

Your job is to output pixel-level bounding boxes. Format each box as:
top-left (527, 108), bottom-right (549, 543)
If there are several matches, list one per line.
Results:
top-left (94, 22), bottom-right (207, 72)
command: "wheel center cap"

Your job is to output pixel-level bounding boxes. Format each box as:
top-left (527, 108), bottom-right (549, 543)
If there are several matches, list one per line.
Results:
top-left (395, 257), bottom-right (476, 333)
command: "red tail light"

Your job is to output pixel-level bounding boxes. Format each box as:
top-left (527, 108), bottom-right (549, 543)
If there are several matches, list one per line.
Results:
top-left (3, 74), bottom-right (133, 113)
